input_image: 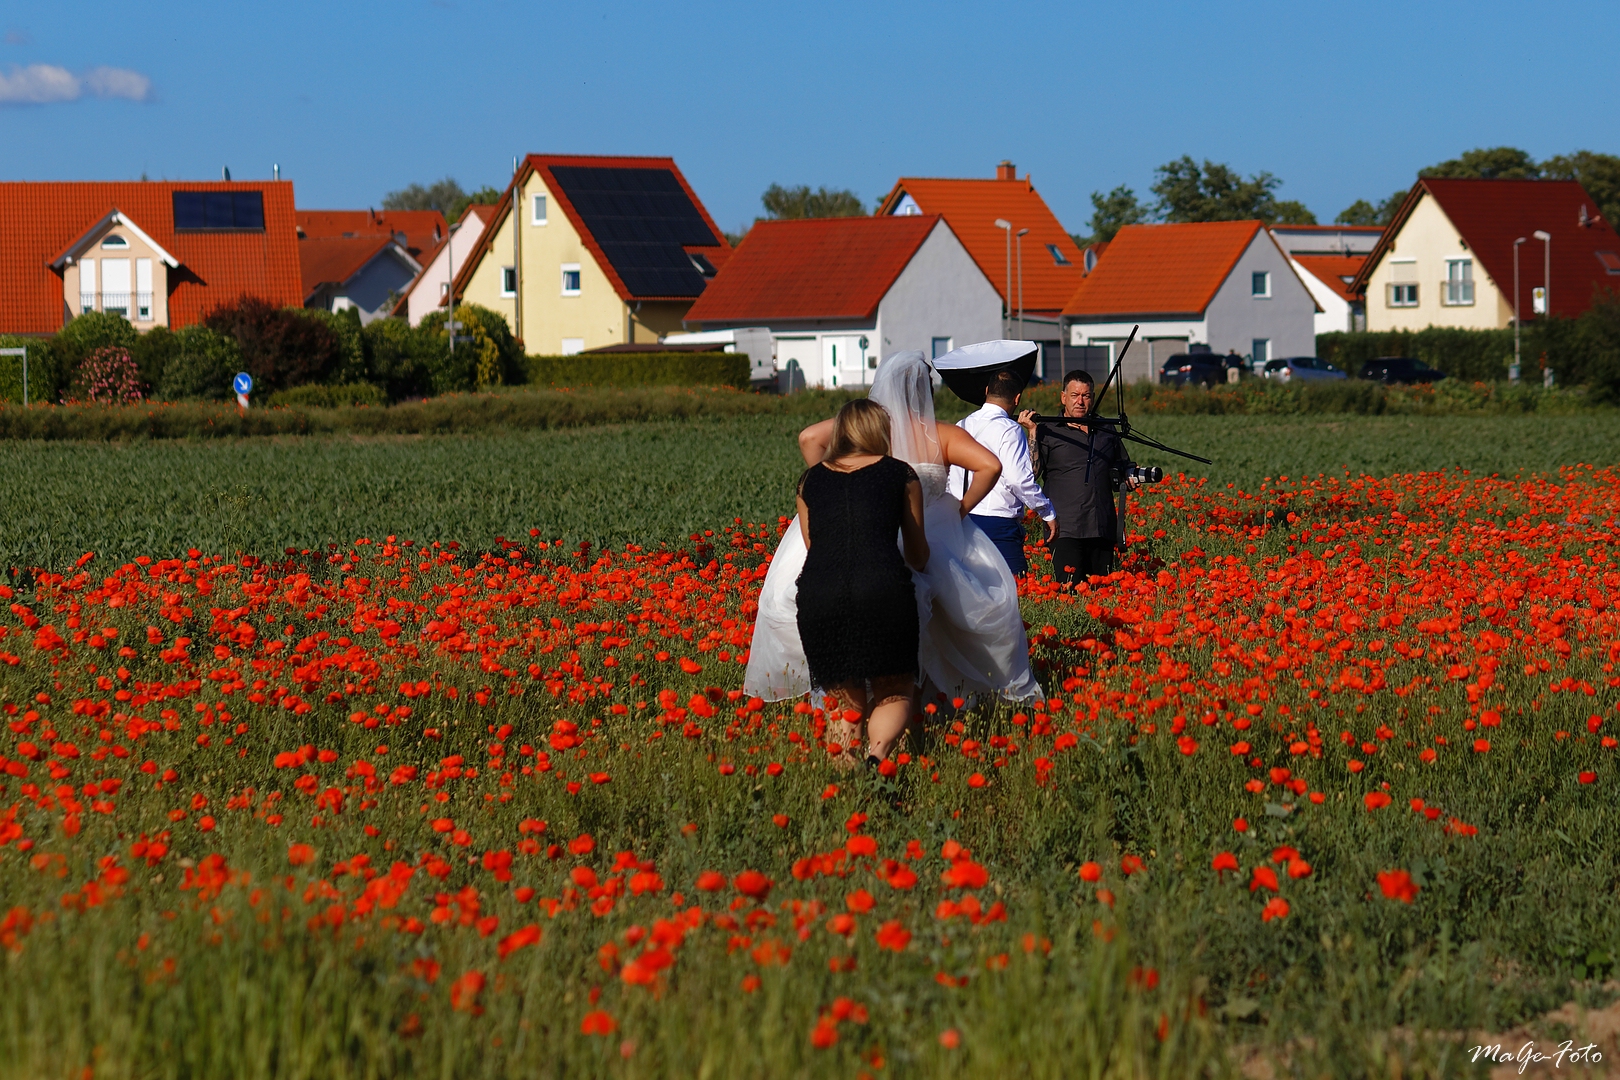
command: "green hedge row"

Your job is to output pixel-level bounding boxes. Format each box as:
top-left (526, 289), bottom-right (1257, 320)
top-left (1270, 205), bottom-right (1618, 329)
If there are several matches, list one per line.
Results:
top-left (1106, 377), bottom-right (1602, 416)
top-left (523, 352), bottom-right (749, 389)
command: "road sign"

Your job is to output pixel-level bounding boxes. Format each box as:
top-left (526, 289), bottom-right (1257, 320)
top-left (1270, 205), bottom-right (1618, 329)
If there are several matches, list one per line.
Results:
top-left (233, 372), bottom-right (253, 395)
top-left (446, 321), bottom-right (463, 331)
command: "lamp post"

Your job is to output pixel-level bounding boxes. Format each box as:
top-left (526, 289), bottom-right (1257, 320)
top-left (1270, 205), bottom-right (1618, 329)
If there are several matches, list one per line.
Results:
top-left (1513, 236), bottom-right (1526, 380)
top-left (1016, 227), bottom-right (1029, 342)
top-left (994, 219), bottom-right (1012, 336)
top-left (447, 217), bottom-right (463, 355)
top-left (1534, 229), bottom-right (1551, 317)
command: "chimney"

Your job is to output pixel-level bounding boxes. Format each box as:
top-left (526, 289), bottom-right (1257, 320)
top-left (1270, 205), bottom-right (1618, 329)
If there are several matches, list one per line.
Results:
top-left (997, 160), bottom-right (1017, 182)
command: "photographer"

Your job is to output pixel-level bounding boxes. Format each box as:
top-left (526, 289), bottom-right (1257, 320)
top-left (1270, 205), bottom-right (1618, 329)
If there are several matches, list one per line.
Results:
top-left (1018, 369), bottom-right (1137, 585)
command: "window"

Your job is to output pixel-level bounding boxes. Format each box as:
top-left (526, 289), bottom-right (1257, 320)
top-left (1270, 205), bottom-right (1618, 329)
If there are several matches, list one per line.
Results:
top-left (1596, 251), bottom-right (1620, 275)
top-left (1251, 339), bottom-right (1270, 365)
top-left (561, 338), bottom-right (585, 356)
top-left (561, 263), bottom-right (581, 296)
top-left (172, 190), bottom-right (264, 231)
top-left (1251, 271), bottom-right (1271, 297)
top-left (1046, 244), bottom-right (1071, 266)
top-left (931, 337), bottom-right (953, 358)
top-left (500, 267), bottom-right (516, 297)
top-left (1388, 258), bottom-right (1418, 307)
top-left (101, 234), bottom-right (128, 249)
top-left (1443, 258), bottom-right (1474, 305)
top-left (531, 194), bottom-right (547, 226)
top-left (688, 252), bottom-right (716, 277)
top-left (135, 258), bottom-right (152, 321)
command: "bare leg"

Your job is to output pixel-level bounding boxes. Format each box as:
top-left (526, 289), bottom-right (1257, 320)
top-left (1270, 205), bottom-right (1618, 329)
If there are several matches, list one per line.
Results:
top-left (865, 674), bottom-right (916, 761)
top-left (826, 683), bottom-right (868, 770)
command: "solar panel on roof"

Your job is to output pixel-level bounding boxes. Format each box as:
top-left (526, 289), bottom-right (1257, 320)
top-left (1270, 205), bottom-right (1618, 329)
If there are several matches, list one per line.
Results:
top-left (173, 191), bottom-right (264, 231)
top-left (548, 166), bottom-right (720, 297)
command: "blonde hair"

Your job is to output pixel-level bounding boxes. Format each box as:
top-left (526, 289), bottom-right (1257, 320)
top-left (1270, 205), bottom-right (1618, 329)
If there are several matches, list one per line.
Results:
top-left (823, 398), bottom-right (891, 461)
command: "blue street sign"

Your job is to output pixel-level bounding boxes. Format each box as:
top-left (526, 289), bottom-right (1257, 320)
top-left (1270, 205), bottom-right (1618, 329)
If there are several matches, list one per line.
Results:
top-left (233, 372), bottom-right (253, 395)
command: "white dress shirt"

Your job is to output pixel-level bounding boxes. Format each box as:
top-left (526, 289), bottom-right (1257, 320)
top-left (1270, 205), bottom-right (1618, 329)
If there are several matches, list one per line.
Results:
top-left (948, 402), bottom-right (1056, 521)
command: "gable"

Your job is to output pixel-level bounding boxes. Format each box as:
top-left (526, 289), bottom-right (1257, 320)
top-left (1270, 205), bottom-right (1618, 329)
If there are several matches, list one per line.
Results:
top-left (1063, 221), bottom-right (1263, 318)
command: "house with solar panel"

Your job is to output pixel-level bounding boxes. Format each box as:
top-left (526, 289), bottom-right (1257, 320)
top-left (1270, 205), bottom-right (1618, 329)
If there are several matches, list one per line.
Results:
top-left (0, 180), bottom-right (301, 335)
top-left (681, 215), bottom-right (1000, 390)
top-left (449, 155), bottom-right (732, 355)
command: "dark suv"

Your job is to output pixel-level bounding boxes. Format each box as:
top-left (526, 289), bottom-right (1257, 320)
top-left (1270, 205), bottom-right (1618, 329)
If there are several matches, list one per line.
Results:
top-left (1358, 357), bottom-right (1446, 384)
top-left (1160, 353), bottom-right (1238, 388)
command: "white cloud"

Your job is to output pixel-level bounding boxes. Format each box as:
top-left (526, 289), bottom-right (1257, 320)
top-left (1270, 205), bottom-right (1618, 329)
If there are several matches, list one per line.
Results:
top-left (84, 66), bottom-right (151, 101)
top-left (0, 62), bottom-right (151, 105)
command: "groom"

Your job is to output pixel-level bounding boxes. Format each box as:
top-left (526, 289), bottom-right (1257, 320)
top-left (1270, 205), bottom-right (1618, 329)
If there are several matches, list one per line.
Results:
top-left (947, 369), bottom-right (1056, 577)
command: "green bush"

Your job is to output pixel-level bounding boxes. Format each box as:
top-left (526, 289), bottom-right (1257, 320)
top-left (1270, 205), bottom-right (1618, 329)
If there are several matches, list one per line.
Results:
top-left (265, 382), bottom-right (386, 409)
top-left (0, 335), bottom-right (43, 404)
top-left (128, 326), bottom-right (177, 396)
top-left (296, 307), bottom-right (368, 385)
top-left (361, 317), bottom-right (446, 400)
top-left (203, 296), bottom-right (345, 392)
top-left (157, 325), bottom-right (242, 402)
top-left (56, 310), bottom-right (138, 364)
top-left (523, 351), bottom-right (749, 388)
top-left (420, 304), bottom-right (525, 392)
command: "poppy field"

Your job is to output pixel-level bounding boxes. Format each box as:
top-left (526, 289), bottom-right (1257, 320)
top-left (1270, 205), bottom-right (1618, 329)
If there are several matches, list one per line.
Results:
top-left (1, 421), bottom-right (1619, 1078)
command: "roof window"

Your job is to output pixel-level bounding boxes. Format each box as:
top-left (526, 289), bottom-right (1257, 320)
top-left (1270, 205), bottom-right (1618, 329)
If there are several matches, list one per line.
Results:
top-left (1596, 251), bottom-right (1620, 275)
top-left (101, 234), bottom-right (128, 249)
top-left (1046, 244), bottom-right (1070, 266)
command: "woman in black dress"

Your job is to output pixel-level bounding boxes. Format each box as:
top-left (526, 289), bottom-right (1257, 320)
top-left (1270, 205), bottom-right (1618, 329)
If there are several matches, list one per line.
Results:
top-left (794, 399), bottom-right (930, 767)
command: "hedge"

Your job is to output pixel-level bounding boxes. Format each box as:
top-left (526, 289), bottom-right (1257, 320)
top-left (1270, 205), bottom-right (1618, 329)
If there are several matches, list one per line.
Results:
top-left (523, 352), bottom-right (749, 389)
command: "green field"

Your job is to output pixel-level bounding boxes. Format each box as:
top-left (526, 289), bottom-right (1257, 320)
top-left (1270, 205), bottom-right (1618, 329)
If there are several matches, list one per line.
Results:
top-left (4, 413), bottom-right (1620, 572)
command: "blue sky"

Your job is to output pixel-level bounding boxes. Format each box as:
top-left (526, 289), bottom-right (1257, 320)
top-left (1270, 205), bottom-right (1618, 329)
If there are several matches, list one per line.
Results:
top-left (4, 0), bottom-right (1616, 235)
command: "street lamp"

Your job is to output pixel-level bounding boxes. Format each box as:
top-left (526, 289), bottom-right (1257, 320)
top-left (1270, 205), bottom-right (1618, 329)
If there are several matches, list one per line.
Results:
top-left (994, 219), bottom-right (1012, 336)
top-left (1015, 228), bottom-right (1029, 342)
top-left (1533, 229), bottom-right (1551, 317)
top-left (446, 217), bottom-right (464, 355)
top-left (1513, 236), bottom-right (1526, 380)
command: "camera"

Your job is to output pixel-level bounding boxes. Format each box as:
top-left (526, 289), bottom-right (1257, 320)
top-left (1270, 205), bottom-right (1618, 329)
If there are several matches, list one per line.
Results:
top-left (1111, 465), bottom-right (1164, 489)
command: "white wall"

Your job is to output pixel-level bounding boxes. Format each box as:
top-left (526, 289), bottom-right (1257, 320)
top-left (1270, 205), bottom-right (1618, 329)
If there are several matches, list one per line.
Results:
top-left (1290, 258), bottom-right (1355, 336)
top-left (309, 247), bottom-right (422, 325)
top-left (1068, 319), bottom-right (1208, 384)
top-left (407, 213), bottom-right (487, 326)
top-left (1206, 234), bottom-right (1316, 361)
top-left (876, 220), bottom-right (1002, 360)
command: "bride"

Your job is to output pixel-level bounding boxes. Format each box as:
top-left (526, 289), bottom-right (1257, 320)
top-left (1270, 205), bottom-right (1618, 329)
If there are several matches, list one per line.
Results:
top-left (744, 350), bottom-right (1042, 704)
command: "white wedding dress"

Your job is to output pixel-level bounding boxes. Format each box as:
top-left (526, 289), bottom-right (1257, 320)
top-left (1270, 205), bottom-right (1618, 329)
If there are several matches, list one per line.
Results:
top-left (743, 353), bottom-right (1041, 703)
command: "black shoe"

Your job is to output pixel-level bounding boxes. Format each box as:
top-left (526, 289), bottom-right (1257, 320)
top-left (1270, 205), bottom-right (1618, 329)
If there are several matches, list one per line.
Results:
top-left (864, 755), bottom-right (882, 771)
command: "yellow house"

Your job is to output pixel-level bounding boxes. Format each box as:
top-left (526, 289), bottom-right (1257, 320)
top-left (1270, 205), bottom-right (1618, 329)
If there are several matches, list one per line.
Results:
top-left (1354, 177), bottom-right (1620, 331)
top-left (450, 154), bottom-right (732, 354)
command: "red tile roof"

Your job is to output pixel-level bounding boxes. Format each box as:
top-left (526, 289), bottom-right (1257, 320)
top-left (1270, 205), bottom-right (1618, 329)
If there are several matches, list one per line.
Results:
top-left (0, 180), bottom-right (301, 335)
top-left (452, 155), bottom-right (731, 304)
top-left (298, 234), bottom-right (409, 299)
top-left (1351, 179), bottom-right (1620, 316)
top-left (297, 208), bottom-right (446, 261)
top-left (1062, 221), bottom-right (1266, 317)
top-left (876, 172), bottom-right (1086, 314)
top-left (683, 215), bottom-right (941, 324)
top-left (1292, 254), bottom-right (1367, 303)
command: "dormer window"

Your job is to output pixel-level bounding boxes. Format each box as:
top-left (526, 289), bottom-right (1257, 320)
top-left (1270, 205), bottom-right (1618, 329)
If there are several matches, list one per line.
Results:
top-left (101, 234), bottom-right (128, 249)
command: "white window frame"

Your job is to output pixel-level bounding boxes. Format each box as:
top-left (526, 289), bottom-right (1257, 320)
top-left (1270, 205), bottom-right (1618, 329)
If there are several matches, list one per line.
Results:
top-left (531, 194), bottom-right (547, 226)
top-left (1388, 283), bottom-right (1419, 307)
top-left (1251, 270), bottom-right (1271, 298)
top-left (1443, 257), bottom-right (1474, 306)
top-left (500, 266), bottom-right (516, 298)
top-left (560, 263), bottom-right (581, 297)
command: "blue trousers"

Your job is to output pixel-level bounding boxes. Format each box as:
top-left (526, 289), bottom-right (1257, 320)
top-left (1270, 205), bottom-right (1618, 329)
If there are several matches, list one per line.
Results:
top-left (968, 514), bottom-right (1027, 577)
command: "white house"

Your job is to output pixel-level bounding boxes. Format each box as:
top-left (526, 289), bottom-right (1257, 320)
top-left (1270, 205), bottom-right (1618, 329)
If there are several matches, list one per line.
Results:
top-left (299, 235), bottom-right (422, 324)
top-left (682, 215), bottom-right (1000, 389)
top-left (396, 204), bottom-right (496, 326)
top-left (1061, 220), bottom-right (1319, 382)
top-left (1270, 224), bottom-right (1382, 335)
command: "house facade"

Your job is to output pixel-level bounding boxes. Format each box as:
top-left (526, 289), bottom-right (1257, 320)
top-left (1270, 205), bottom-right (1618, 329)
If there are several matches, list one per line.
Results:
top-left (1062, 221), bottom-right (1318, 383)
top-left (452, 155), bottom-right (731, 354)
top-left (1352, 178), bottom-right (1620, 332)
top-left (397, 204), bottom-right (495, 325)
top-left (682, 215), bottom-right (1000, 389)
top-left (1, 180), bottom-right (301, 334)
top-left (299, 235), bottom-right (422, 323)
top-left (1270, 224), bottom-right (1382, 335)
top-left (877, 161), bottom-right (1087, 377)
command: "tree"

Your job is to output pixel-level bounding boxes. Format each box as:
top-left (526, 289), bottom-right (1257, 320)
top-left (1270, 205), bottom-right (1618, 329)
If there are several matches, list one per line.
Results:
top-left (1419, 146), bottom-right (1539, 180)
top-left (383, 178), bottom-right (502, 224)
top-left (1150, 157), bottom-right (1316, 224)
top-left (759, 184), bottom-right (867, 220)
top-left (1541, 150), bottom-right (1620, 230)
top-left (1082, 185), bottom-right (1146, 244)
top-left (1335, 189), bottom-right (1410, 227)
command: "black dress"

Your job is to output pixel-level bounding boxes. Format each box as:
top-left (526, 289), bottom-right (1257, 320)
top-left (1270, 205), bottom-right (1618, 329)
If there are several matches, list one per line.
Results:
top-left (795, 457), bottom-right (920, 689)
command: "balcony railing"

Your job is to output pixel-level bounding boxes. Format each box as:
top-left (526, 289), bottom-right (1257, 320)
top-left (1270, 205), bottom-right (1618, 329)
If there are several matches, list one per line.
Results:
top-left (80, 292), bottom-right (154, 320)
top-left (1441, 279), bottom-right (1475, 306)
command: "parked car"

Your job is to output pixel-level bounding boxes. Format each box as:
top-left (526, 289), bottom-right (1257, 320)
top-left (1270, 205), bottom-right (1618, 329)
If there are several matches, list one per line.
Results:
top-left (1357, 357), bottom-right (1446, 384)
top-left (1261, 356), bottom-right (1346, 382)
top-left (1160, 353), bottom-right (1240, 388)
